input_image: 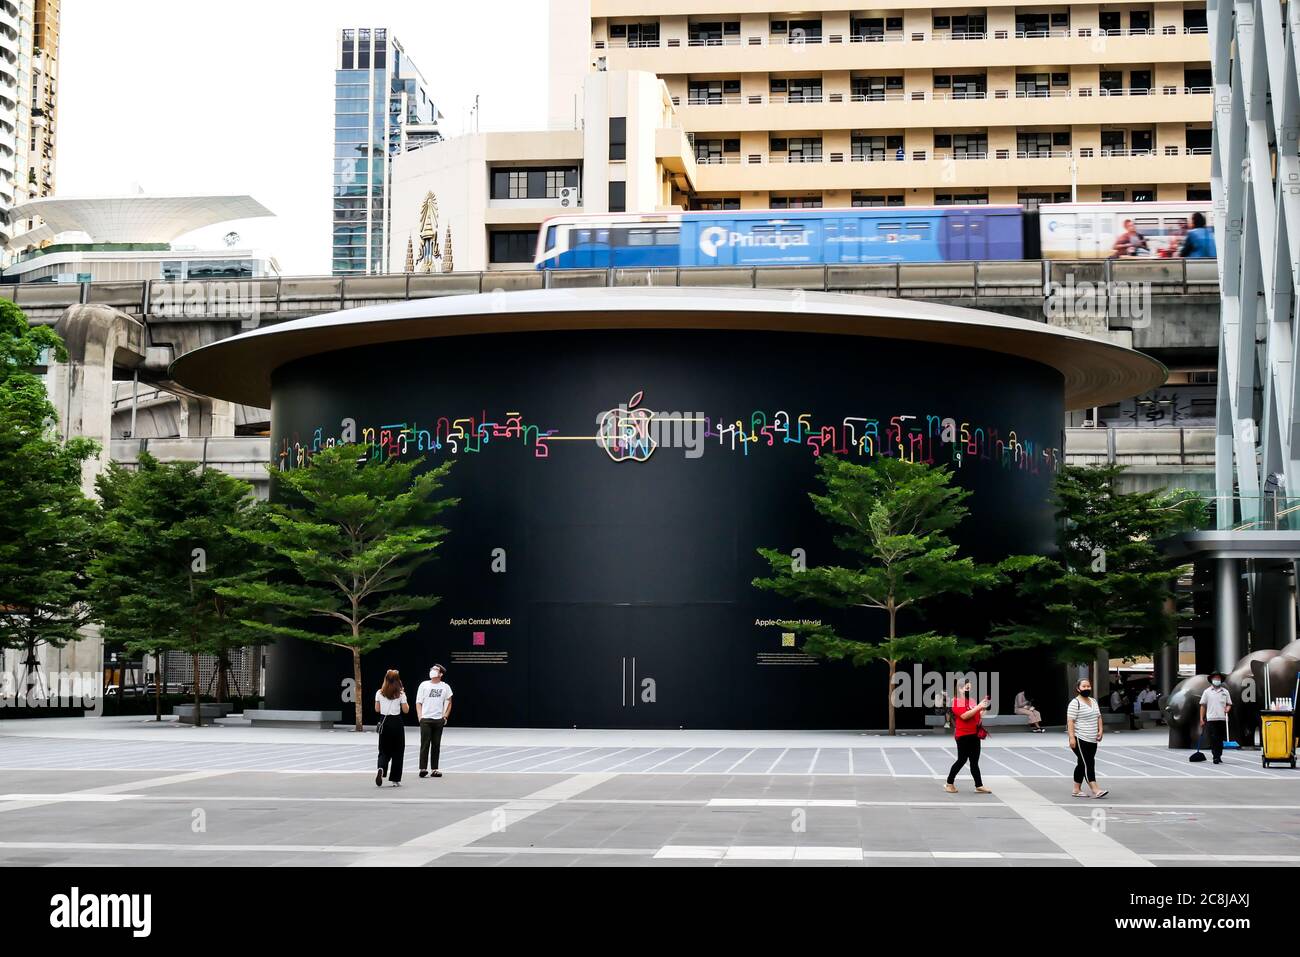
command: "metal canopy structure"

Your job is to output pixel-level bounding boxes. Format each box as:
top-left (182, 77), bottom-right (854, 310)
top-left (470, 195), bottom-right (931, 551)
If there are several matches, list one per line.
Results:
top-left (168, 286), bottom-right (1167, 410)
top-left (5, 194), bottom-right (274, 248)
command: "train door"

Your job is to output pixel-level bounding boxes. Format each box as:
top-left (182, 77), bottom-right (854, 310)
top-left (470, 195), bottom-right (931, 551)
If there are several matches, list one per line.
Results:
top-left (941, 210), bottom-right (968, 261)
top-left (983, 209), bottom-right (1025, 260)
top-left (964, 212), bottom-right (988, 260)
top-left (689, 217), bottom-right (737, 266)
top-left (1073, 213), bottom-right (1094, 257)
top-left (836, 216), bottom-right (861, 263)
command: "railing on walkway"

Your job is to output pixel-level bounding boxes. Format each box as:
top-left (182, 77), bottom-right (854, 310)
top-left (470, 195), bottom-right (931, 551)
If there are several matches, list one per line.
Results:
top-left (1202, 496), bottom-right (1300, 533)
top-left (109, 437), bottom-right (273, 484)
top-left (6, 259), bottom-right (1221, 322)
top-left (1063, 427), bottom-right (1215, 467)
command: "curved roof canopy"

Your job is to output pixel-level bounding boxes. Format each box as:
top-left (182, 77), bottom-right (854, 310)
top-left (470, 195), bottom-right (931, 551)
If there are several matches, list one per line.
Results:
top-left (169, 286), bottom-right (1166, 410)
top-left (7, 194), bottom-right (274, 247)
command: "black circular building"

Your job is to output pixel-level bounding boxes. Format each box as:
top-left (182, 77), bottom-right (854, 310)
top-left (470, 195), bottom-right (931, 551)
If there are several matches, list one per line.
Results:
top-left (170, 287), bottom-right (1164, 729)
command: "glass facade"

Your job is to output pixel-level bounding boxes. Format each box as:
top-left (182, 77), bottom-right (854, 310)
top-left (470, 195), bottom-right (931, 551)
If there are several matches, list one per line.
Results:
top-left (332, 27), bottom-right (440, 276)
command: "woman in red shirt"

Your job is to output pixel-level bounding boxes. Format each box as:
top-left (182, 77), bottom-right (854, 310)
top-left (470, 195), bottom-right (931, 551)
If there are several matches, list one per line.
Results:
top-left (944, 679), bottom-right (993, 793)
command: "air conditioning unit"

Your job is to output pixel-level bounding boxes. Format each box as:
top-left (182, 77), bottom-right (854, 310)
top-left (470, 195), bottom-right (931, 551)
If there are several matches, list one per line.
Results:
top-left (558, 187), bottom-right (580, 208)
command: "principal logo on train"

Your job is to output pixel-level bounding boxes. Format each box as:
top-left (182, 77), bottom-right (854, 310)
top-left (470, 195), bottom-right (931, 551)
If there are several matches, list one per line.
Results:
top-left (697, 225), bottom-right (813, 258)
top-left (699, 226), bottom-right (730, 257)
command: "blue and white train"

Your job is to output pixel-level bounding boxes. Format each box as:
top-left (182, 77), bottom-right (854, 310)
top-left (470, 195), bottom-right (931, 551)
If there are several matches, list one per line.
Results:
top-left (533, 202), bottom-right (1215, 269)
top-left (534, 206), bottom-right (1027, 269)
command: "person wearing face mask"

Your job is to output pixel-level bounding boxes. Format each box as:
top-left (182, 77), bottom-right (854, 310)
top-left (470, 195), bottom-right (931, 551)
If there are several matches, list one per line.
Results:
top-left (944, 679), bottom-right (992, 794)
top-left (415, 664), bottom-right (454, 778)
top-left (1199, 671), bottom-right (1232, 764)
top-left (1067, 678), bottom-right (1108, 799)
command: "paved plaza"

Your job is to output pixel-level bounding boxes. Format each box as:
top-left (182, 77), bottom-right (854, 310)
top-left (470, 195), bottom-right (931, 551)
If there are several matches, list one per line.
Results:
top-left (0, 719), bottom-right (1297, 867)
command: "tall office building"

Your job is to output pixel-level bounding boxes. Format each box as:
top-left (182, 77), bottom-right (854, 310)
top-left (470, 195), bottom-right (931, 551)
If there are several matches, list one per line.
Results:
top-left (1, 0), bottom-right (59, 249)
top-left (551, 0), bottom-right (1213, 210)
top-left (332, 26), bottom-right (442, 275)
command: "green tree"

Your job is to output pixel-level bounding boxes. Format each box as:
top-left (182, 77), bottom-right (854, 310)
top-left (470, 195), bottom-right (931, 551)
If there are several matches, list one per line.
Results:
top-left (754, 455), bottom-right (1002, 734)
top-left (0, 299), bottom-right (98, 699)
top-left (995, 464), bottom-right (1207, 671)
top-left (89, 455), bottom-right (264, 725)
top-left (225, 445), bottom-right (458, 732)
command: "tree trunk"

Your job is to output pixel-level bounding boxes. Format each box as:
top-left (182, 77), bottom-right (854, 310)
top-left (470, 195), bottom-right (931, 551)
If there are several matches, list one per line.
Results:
top-left (216, 654), bottom-right (229, 703)
top-left (352, 648), bottom-right (363, 732)
top-left (887, 606), bottom-right (898, 735)
top-left (192, 651), bottom-right (202, 728)
top-left (887, 659), bottom-right (897, 735)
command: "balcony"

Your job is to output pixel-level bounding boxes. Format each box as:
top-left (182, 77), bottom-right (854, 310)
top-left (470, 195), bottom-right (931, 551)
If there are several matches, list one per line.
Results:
top-left (600, 28), bottom-right (1208, 73)
top-left (674, 86), bottom-right (1213, 133)
top-left (692, 147), bottom-right (1210, 192)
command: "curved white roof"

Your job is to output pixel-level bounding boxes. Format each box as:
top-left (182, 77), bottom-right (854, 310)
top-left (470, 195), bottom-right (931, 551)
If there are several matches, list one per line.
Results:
top-left (6, 194), bottom-right (274, 247)
top-left (170, 286), bottom-right (1166, 410)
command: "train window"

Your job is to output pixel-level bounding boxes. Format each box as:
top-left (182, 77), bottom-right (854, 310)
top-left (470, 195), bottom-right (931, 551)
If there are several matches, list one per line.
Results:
top-left (576, 229), bottom-right (592, 245)
top-left (876, 222), bottom-right (903, 230)
top-left (905, 222), bottom-right (931, 230)
top-left (546, 226), bottom-right (558, 251)
top-left (656, 228), bottom-right (681, 246)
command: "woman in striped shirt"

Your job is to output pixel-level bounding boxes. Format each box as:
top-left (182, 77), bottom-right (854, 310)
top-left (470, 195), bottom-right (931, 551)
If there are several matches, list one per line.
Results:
top-left (1067, 678), bottom-right (1109, 799)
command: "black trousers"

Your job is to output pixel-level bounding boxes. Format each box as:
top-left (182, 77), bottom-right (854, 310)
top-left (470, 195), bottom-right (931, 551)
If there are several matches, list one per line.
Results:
top-left (1205, 718), bottom-right (1228, 760)
top-left (1072, 739), bottom-right (1098, 784)
top-left (947, 734), bottom-right (983, 787)
top-left (420, 718), bottom-right (446, 770)
top-left (377, 716), bottom-right (405, 782)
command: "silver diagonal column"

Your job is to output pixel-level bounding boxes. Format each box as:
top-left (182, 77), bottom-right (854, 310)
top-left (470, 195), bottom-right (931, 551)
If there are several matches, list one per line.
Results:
top-left (1210, 0), bottom-right (1300, 661)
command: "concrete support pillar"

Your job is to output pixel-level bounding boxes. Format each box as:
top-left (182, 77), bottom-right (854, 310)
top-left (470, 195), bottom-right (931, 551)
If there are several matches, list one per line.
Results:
top-left (49, 304), bottom-right (147, 497)
top-left (1093, 648), bottom-right (1110, 697)
top-left (1214, 557), bottom-right (1243, 672)
top-left (178, 396), bottom-right (235, 438)
top-left (1274, 567), bottom-right (1297, 648)
top-left (1155, 641), bottom-right (1179, 697)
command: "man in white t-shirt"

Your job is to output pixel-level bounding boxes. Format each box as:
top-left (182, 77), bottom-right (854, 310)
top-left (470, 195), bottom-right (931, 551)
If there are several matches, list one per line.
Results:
top-left (415, 664), bottom-right (454, 778)
top-left (1199, 671), bottom-right (1233, 764)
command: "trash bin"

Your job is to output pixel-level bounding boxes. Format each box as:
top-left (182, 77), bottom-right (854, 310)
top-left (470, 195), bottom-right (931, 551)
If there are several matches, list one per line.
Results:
top-left (1260, 710), bottom-right (1296, 768)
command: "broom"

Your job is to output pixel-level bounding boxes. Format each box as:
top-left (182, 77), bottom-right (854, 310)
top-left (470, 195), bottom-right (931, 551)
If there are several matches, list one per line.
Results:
top-left (1189, 731), bottom-right (1207, 762)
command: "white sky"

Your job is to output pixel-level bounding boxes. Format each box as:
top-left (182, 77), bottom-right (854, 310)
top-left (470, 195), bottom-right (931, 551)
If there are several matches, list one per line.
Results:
top-left (56, 0), bottom-right (551, 274)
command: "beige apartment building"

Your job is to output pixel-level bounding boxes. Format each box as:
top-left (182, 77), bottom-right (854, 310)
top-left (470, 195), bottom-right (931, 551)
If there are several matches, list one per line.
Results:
top-left (551, 0), bottom-right (1212, 209)
top-left (390, 69), bottom-right (694, 271)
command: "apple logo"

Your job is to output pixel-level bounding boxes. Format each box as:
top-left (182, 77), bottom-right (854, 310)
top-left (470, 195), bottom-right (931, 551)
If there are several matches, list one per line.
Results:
top-left (597, 391), bottom-right (657, 463)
